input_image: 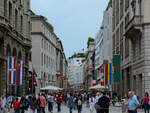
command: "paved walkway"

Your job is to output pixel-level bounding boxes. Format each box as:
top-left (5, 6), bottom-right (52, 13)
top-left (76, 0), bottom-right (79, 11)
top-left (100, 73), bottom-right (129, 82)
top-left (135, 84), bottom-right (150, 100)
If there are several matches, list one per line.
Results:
top-left (9, 104), bottom-right (145, 113)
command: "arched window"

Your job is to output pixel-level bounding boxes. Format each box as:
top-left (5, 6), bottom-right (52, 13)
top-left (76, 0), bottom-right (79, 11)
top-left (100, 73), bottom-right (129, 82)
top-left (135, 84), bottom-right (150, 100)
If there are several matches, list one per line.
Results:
top-left (6, 44), bottom-right (11, 56)
top-left (12, 48), bottom-right (17, 58)
top-left (18, 51), bottom-right (22, 60)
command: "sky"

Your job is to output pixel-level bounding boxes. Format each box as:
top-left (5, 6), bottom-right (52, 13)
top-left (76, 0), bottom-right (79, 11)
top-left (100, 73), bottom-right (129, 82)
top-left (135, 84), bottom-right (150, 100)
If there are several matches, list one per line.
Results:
top-left (31, 0), bottom-right (109, 58)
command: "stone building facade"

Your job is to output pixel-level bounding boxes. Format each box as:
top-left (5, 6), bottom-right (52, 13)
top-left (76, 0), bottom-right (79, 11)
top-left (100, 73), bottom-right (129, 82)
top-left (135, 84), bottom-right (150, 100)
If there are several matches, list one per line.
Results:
top-left (112, 0), bottom-right (150, 97)
top-left (83, 42), bottom-right (95, 90)
top-left (31, 15), bottom-right (58, 93)
top-left (0, 0), bottom-right (31, 96)
top-left (95, 7), bottom-right (112, 87)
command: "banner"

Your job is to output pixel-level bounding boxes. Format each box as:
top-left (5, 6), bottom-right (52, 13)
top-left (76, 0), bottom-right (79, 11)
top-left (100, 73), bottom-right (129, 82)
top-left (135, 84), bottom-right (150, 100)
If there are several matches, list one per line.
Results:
top-left (105, 63), bottom-right (112, 86)
top-left (113, 55), bottom-right (121, 83)
top-left (8, 57), bottom-right (23, 85)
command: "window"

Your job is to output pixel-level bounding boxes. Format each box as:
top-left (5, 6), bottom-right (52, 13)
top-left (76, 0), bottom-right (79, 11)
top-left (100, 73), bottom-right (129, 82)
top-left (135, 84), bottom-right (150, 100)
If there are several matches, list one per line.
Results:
top-left (125, 38), bottom-right (129, 58)
top-left (125, 0), bottom-right (129, 11)
top-left (9, 2), bottom-right (12, 23)
top-left (4, 0), bottom-right (7, 16)
top-left (42, 39), bottom-right (43, 48)
top-left (132, 40), bottom-right (136, 57)
top-left (41, 52), bottom-right (43, 66)
top-left (44, 54), bottom-right (46, 65)
top-left (20, 15), bottom-right (23, 33)
top-left (138, 37), bottom-right (141, 55)
top-left (15, 9), bottom-right (18, 30)
top-left (120, 0), bottom-right (124, 19)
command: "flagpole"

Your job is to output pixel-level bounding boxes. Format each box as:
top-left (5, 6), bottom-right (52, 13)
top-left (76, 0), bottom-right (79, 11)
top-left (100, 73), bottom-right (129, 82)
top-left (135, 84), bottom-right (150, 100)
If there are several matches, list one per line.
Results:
top-left (32, 68), bottom-right (33, 94)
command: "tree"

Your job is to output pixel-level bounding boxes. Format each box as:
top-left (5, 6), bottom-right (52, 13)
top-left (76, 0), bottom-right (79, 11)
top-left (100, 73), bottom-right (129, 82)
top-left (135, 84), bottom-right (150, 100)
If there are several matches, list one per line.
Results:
top-left (87, 37), bottom-right (94, 48)
top-left (40, 15), bottom-right (54, 32)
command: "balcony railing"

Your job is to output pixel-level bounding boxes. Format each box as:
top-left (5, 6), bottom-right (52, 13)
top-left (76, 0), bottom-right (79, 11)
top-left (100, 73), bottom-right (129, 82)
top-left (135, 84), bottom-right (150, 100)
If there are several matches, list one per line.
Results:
top-left (125, 15), bottom-right (143, 37)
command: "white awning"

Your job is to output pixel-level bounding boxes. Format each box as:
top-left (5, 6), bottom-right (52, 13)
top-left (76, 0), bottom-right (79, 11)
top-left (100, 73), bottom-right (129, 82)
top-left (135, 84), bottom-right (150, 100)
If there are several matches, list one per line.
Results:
top-left (40, 85), bottom-right (63, 91)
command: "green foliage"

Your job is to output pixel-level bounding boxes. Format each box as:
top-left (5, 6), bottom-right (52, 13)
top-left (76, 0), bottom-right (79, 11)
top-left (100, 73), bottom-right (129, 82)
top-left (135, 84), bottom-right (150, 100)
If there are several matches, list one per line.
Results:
top-left (40, 15), bottom-right (54, 32)
top-left (106, 0), bottom-right (112, 10)
top-left (69, 52), bottom-right (86, 59)
top-left (87, 37), bottom-right (94, 48)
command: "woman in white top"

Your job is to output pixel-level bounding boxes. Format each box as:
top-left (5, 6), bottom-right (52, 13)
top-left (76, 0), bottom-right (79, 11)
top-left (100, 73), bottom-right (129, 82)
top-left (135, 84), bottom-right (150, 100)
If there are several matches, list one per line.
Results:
top-left (89, 95), bottom-right (96, 113)
top-left (122, 93), bottom-right (129, 113)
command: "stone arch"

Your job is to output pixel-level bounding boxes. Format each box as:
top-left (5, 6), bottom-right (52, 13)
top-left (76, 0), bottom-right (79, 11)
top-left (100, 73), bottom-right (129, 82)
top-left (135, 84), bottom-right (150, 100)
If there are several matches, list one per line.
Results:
top-left (18, 51), bottom-right (22, 60)
top-left (6, 44), bottom-right (11, 56)
top-left (12, 47), bottom-right (17, 58)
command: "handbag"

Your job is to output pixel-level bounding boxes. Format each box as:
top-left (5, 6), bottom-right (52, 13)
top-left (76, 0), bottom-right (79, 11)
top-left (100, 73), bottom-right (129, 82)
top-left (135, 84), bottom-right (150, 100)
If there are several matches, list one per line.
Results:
top-left (94, 102), bottom-right (101, 111)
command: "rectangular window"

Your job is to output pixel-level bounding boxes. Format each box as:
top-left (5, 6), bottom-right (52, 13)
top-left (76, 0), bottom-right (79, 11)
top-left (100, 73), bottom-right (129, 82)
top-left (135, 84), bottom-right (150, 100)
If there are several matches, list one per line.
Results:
top-left (4, 0), bottom-right (7, 17)
top-left (139, 37), bottom-right (141, 55)
top-left (42, 39), bottom-right (43, 48)
top-left (15, 9), bottom-right (18, 30)
top-left (125, 38), bottom-right (129, 58)
top-left (125, 0), bottom-right (129, 11)
top-left (20, 15), bottom-right (23, 33)
top-left (9, 2), bottom-right (12, 23)
top-left (41, 52), bottom-right (43, 66)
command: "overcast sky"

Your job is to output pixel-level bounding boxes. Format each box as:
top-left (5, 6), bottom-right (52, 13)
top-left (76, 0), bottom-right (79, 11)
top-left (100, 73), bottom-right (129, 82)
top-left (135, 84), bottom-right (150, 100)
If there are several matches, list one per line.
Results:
top-left (31, 0), bottom-right (109, 57)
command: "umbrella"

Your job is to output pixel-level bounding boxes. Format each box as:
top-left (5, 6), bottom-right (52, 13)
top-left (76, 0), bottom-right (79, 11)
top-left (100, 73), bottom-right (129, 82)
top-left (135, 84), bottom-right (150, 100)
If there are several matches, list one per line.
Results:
top-left (90, 84), bottom-right (106, 90)
top-left (40, 85), bottom-right (63, 91)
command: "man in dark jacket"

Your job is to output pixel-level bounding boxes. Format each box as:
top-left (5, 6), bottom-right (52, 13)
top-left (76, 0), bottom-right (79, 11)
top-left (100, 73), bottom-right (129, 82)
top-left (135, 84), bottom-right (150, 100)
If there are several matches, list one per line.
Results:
top-left (97, 92), bottom-right (110, 113)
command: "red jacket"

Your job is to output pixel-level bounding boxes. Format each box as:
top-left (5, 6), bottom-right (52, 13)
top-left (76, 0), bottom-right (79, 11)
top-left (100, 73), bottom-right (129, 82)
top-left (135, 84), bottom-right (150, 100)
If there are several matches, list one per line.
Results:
top-left (13, 101), bottom-right (20, 110)
top-left (56, 96), bottom-right (62, 103)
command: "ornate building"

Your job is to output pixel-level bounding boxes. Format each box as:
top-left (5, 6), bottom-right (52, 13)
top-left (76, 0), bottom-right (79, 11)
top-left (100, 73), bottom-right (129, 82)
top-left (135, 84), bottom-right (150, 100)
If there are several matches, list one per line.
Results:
top-left (112, 0), bottom-right (150, 97)
top-left (0, 0), bottom-right (31, 96)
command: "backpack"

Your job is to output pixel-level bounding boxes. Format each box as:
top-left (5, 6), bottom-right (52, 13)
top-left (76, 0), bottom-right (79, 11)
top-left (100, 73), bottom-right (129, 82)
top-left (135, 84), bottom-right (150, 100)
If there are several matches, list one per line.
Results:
top-left (78, 99), bottom-right (82, 106)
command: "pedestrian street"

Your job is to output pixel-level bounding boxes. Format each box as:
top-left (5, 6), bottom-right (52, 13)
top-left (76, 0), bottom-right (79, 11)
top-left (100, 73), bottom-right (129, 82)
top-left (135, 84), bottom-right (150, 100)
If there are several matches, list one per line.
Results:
top-left (9, 104), bottom-right (145, 113)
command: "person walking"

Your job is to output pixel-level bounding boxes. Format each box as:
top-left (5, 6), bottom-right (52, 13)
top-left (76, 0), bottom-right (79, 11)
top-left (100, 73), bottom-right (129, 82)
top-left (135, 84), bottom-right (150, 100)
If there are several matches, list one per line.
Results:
top-left (77, 95), bottom-right (82, 113)
top-left (20, 96), bottom-right (26, 113)
top-left (13, 98), bottom-right (20, 113)
top-left (36, 94), bottom-right (41, 113)
top-left (97, 92), bottom-right (110, 113)
top-left (40, 94), bottom-right (46, 113)
top-left (67, 93), bottom-right (74, 113)
top-left (0, 96), bottom-right (6, 113)
top-left (143, 92), bottom-right (149, 113)
top-left (48, 93), bottom-right (54, 113)
top-left (122, 93), bottom-right (129, 113)
top-left (56, 94), bottom-right (62, 112)
top-left (31, 96), bottom-right (37, 113)
top-left (128, 91), bottom-right (140, 113)
top-left (89, 95), bottom-right (96, 113)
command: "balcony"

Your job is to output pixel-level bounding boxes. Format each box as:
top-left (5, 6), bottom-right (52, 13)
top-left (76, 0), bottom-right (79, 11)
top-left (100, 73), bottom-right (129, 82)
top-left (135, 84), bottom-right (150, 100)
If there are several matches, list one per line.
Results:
top-left (24, 38), bottom-right (32, 48)
top-left (125, 15), bottom-right (143, 38)
top-left (0, 15), bottom-right (9, 29)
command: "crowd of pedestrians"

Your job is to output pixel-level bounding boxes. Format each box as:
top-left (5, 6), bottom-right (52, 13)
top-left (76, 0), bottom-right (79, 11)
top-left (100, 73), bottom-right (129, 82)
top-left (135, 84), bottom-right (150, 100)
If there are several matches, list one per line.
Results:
top-left (0, 91), bottom-right (149, 113)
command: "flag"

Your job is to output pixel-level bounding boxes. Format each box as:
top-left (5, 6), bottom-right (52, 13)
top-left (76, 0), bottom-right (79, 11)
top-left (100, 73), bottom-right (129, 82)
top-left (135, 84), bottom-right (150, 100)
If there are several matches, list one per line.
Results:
top-left (16, 60), bottom-right (23, 85)
top-left (92, 76), bottom-right (96, 86)
top-left (33, 69), bottom-right (37, 86)
top-left (113, 55), bottom-right (121, 83)
top-left (8, 57), bottom-right (16, 85)
top-left (105, 63), bottom-right (112, 86)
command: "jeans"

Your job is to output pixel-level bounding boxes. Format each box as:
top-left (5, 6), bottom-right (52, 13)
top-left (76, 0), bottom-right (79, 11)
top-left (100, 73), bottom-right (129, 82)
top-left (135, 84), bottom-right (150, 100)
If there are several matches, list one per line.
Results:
top-left (97, 109), bottom-right (109, 113)
top-left (57, 103), bottom-right (61, 112)
top-left (48, 102), bottom-right (53, 112)
top-left (128, 110), bottom-right (137, 113)
top-left (40, 107), bottom-right (45, 113)
top-left (14, 109), bottom-right (20, 113)
top-left (69, 107), bottom-right (73, 113)
top-left (144, 104), bottom-right (149, 113)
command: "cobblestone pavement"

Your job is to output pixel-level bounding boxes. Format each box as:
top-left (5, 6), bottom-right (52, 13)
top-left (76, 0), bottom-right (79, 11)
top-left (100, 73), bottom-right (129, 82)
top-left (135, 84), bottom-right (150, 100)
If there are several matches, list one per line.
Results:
top-left (9, 104), bottom-right (145, 113)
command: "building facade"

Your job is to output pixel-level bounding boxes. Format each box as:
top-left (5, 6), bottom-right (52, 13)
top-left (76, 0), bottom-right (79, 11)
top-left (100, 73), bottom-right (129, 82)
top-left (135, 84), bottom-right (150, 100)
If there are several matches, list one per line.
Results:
top-left (0, 0), bottom-right (31, 96)
top-left (67, 55), bottom-right (85, 89)
top-left (112, 0), bottom-right (150, 97)
top-left (31, 15), bottom-right (57, 93)
top-left (56, 39), bottom-right (67, 88)
top-left (95, 7), bottom-right (112, 88)
top-left (83, 42), bottom-right (95, 90)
